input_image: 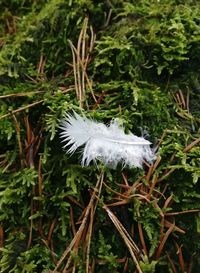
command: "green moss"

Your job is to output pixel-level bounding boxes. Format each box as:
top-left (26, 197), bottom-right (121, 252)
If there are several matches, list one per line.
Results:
top-left (0, 0), bottom-right (199, 272)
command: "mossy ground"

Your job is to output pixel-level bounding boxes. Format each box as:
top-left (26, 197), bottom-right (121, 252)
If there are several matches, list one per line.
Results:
top-left (0, 1), bottom-right (200, 272)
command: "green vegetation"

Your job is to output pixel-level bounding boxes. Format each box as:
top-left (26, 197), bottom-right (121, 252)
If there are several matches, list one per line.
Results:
top-left (0, 0), bottom-right (200, 272)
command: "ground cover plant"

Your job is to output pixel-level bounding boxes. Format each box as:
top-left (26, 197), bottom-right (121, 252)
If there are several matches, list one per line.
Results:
top-left (0, 0), bottom-right (200, 272)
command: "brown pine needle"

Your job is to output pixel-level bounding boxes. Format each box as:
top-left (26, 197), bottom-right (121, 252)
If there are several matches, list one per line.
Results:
top-left (156, 222), bottom-right (175, 259)
top-left (103, 205), bottom-right (144, 273)
top-left (0, 100), bottom-right (44, 121)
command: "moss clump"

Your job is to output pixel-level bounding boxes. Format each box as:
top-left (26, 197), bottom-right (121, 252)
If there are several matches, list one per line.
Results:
top-left (0, 0), bottom-right (200, 272)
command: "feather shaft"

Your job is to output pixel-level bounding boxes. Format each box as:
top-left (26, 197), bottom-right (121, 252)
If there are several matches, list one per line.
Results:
top-left (101, 137), bottom-right (150, 145)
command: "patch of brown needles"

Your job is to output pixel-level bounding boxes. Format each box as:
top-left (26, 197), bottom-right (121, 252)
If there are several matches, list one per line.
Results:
top-left (52, 172), bottom-right (104, 273)
top-left (98, 134), bottom-right (199, 272)
top-left (68, 17), bottom-right (97, 108)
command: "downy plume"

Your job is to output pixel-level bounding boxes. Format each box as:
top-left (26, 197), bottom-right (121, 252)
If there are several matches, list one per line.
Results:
top-left (60, 112), bottom-right (156, 169)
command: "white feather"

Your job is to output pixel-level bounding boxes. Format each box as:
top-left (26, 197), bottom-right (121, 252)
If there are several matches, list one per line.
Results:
top-left (60, 112), bottom-right (156, 169)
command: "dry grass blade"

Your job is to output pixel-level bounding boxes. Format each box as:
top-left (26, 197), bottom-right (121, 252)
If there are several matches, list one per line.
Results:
top-left (103, 205), bottom-right (144, 273)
